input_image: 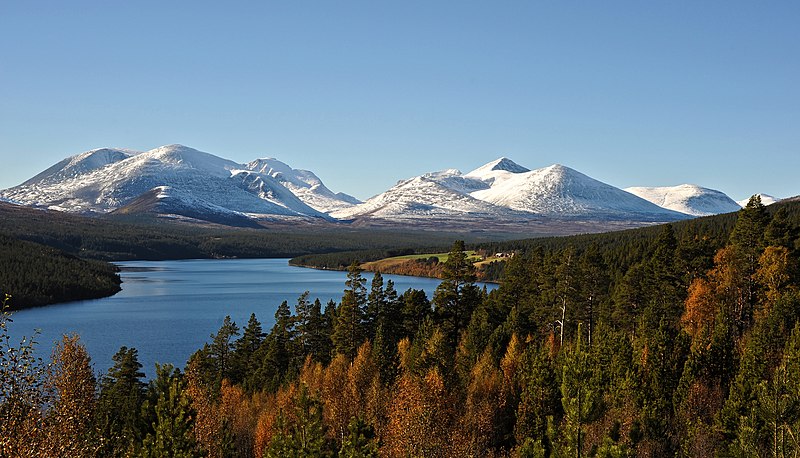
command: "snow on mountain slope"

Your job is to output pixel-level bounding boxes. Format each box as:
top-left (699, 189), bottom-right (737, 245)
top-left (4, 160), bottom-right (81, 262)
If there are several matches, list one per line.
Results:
top-left (330, 175), bottom-right (514, 220)
top-left (333, 158), bottom-right (689, 222)
top-left (470, 163), bottom-right (687, 220)
top-left (737, 194), bottom-right (780, 207)
top-left (245, 158), bottom-right (360, 212)
top-left (0, 145), bottom-right (331, 219)
top-left (625, 184), bottom-right (741, 216)
top-left (22, 148), bottom-right (136, 186)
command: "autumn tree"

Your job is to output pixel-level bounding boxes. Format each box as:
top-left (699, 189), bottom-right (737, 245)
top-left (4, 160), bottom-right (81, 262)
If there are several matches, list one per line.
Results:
top-left (43, 334), bottom-right (98, 457)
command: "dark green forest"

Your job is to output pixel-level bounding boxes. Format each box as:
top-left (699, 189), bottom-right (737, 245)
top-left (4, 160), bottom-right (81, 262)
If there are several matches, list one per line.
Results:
top-left (0, 235), bottom-right (121, 310)
top-left (0, 202), bottom-right (474, 261)
top-left (4, 196), bottom-right (800, 456)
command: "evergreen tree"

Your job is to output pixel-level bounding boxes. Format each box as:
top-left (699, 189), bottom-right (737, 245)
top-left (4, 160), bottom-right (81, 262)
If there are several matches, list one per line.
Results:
top-left (208, 316), bottom-right (240, 385)
top-left (333, 263), bottom-right (367, 359)
top-left (560, 325), bottom-right (603, 458)
top-left (294, 291), bottom-right (313, 357)
top-left (401, 288), bottom-right (431, 339)
top-left (97, 346), bottom-right (147, 455)
top-left (365, 272), bottom-right (386, 340)
top-left (140, 364), bottom-right (199, 458)
top-left (515, 345), bottom-right (560, 450)
top-left (230, 313), bottom-right (264, 385)
top-left (579, 244), bottom-right (609, 346)
top-left (433, 240), bottom-right (480, 346)
top-left (266, 384), bottom-right (330, 457)
top-left (555, 247), bottom-right (580, 346)
top-left (339, 417), bottom-right (379, 458)
top-left (308, 298), bottom-right (333, 364)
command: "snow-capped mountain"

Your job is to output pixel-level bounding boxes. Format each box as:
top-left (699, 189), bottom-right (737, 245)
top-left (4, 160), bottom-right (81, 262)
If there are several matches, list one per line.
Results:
top-left (330, 173), bottom-right (520, 220)
top-left (470, 162), bottom-right (685, 219)
top-left (335, 157), bottom-right (687, 222)
top-left (624, 184), bottom-right (741, 217)
top-left (737, 194), bottom-right (780, 207)
top-left (243, 158), bottom-right (359, 212)
top-left (0, 145), bottom-right (354, 223)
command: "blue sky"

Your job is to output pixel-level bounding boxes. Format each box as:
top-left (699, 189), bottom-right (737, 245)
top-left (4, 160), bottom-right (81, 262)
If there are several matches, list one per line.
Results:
top-left (1, 1), bottom-right (797, 201)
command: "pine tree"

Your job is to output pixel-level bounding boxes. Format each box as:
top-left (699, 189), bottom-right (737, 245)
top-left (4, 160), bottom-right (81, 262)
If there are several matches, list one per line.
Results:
top-left (333, 263), bottom-right (367, 359)
top-left (265, 384), bottom-right (330, 457)
top-left (365, 272), bottom-right (386, 340)
top-left (140, 364), bottom-right (199, 458)
top-left (308, 298), bottom-right (333, 364)
top-left (560, 325), bottom-right (603, 458)
top-left (579, 244), bottom-right (609, 346)
top-left (433, 240), bottom-right (480, 346)
top-left (209, 316), bottom-right (240, 385)
top-left (339, 417), bottom-right (379, 458)
top-left (295, 291), bottom-right (313, 357)
top-left (555, 247), bottom-right (580, 346)
top-left (97, 346), bottom-right (147, 455)
top-left (400, 288), bottom-right (431, 339)
top-left (231, 313), bottom-right (264, 385)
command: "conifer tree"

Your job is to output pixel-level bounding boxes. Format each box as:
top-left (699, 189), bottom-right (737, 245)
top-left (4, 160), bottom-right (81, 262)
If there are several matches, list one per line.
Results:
top-left (140, 364), bottom-right (199, 458)
top-left (333, 263), bottom-right (367, 359)
top-left (97, 346), bottom-right (147, 455)
top-left (339, 417), bottom-right (379, 458)
top-left (400, 288), bottom-right (431, 339)
top-left (266, 384), bottom-right (330, 457)
top-left (560, 325), bottom-right (602, 457)
top-left (231, 313), bottom-right (264, 385)
top-left (209, 316), bottom-right (240, 385)
top-left (433, 240), bottom-right (480, 346)
top-left (365, 272), bottom-right (386, 340)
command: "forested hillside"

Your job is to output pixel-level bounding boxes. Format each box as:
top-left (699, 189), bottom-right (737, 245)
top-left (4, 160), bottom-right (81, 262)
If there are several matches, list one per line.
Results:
top-left (4, 196), bottom-right (800, 456)
top-left (0, 202), bottom-right (468, 261)
top-left (0, 235), bottom-right (121, 309)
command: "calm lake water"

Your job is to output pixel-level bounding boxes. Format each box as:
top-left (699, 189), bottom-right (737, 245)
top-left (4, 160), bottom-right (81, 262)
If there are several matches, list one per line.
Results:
top-left (7, 258), bottom-right (495, 378)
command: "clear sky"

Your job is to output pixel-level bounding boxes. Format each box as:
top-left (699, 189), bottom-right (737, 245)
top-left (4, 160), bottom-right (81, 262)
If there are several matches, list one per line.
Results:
top-left (1, 1), bottom-right (798, 201)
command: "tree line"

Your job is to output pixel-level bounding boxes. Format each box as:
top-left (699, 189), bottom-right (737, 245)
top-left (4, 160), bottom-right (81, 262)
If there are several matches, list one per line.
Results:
top-left (3, 196), bottom-right (800, 456)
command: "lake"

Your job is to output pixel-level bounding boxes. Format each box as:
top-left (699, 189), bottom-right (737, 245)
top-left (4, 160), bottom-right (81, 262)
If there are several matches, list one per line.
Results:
top-left (6, 258), bottom-right (495, 378)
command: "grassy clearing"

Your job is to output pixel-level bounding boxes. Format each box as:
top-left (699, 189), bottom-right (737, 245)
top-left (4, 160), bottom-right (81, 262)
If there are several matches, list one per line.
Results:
top-left (361, 250), bottom-right (502, 271)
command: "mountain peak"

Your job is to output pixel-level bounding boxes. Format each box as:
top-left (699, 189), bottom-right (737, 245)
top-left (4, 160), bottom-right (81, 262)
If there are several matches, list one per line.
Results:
top-left (466, 157), bottom-right (529, 177)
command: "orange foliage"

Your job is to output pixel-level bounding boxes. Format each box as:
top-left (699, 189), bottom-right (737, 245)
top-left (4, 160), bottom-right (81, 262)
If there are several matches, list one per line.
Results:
top-left (384, 367), bottom-right (467, 457)
top-left (681, 277), bottom-right (717, 339)
top-left (463, 351), bottom-right (507, 454)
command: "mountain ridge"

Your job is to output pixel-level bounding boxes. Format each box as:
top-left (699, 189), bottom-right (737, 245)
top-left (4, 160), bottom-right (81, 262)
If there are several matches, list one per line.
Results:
top-left (1, 146), bottom-right (762, 230)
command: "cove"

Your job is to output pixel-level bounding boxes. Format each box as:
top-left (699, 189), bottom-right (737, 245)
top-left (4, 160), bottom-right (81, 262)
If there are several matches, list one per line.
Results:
top-left (7, 258), bottom-right (496, 378)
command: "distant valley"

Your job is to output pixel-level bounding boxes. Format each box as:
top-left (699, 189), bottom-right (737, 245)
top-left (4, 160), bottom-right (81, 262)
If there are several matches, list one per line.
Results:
top-left (0, 144), bottom-right (778, 233)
